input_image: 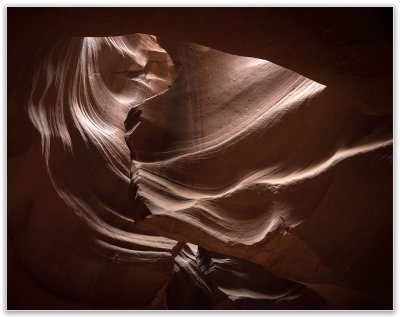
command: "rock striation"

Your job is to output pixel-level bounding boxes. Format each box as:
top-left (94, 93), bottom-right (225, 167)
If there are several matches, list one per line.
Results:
top-left (7, 8), bottom-right (392, 310)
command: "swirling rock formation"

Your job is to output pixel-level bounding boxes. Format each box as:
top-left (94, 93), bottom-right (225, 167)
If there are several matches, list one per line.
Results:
top-left (125, 37), bottom-right (392, 308)
top-left (10, 34), bottom-right (182, 309)
top-left (7, 8), bottom-right (392, 310)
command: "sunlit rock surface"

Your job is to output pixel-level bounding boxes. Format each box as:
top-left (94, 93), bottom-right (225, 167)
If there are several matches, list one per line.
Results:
top-left (7, 8), bottom-right (392, 310)
top-left (10, 34), bottom-right (182, 309)
top-left (125, 37), bottom-right (392, 308)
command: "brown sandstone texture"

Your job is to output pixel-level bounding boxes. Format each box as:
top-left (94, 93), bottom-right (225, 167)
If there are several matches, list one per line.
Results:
top-left (7, 7), bottom-right (392, 310)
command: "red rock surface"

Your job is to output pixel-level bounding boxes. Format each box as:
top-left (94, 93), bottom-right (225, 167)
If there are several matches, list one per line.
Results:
top-left (7, 7), bottom-right (392, 310)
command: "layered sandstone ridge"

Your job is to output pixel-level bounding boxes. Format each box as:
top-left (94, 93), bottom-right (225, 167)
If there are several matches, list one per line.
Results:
top-left (125, 37), bottom-right (392, 308)
top-left (7, 8), bottom-right (392, 310)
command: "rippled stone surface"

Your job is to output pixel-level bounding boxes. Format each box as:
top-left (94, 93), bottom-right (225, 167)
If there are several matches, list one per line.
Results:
top-left (125, 37), bottom-right (392, 308)
top-left (8, 8), bottom-right (392, 310)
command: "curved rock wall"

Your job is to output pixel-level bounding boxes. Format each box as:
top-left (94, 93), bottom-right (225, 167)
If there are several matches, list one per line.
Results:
top-left (7, 8), bottom-right (392, 310)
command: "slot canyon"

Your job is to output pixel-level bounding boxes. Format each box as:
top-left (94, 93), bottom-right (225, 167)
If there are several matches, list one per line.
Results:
top-left (7, 7), bottom-right (393, 310)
